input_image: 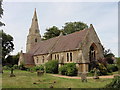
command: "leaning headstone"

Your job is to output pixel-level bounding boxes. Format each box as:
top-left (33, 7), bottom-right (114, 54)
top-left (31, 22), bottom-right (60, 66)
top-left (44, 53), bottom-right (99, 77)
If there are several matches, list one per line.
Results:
top-left (37, 70), bottom-right (44, 77)
top-left (81, 72), bottom-right (87, 82)
top-left (10, 68), bottom-right (15, 77)
top-left (93, 68), bottom-right (99, 79)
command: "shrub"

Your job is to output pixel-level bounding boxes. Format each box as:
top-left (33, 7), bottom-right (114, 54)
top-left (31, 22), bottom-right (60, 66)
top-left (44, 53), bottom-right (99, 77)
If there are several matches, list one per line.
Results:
top-left (66, 63), bottom-right (77, 76)
top-left (3, 66), bottom-right (11, 70)
top-left (96, 63), bottom-right (108, 75)
top-left (59, 63), bottom-right (78, 76)
top-left (18, 64), bottom-right (27, 70)
top-left (107, 64), bottom-right (118, 72)
top-left (13, 64), bottom-right (19, 69)
top-left (45, 60), bottom-right (58, 74)
top-left (59, 64), bottom-right (67, 75)
top-left (106, 76), bottom-right (120, 88)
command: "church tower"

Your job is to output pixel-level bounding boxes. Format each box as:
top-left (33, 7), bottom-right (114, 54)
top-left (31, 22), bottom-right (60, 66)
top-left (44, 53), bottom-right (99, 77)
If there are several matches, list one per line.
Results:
top-left (26, 8), bottom-right (41, 52)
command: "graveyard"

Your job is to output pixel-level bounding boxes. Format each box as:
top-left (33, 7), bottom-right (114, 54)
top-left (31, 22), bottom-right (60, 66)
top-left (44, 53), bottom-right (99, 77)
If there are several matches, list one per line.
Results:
top-left (2, 70), bottom-right (113, 88)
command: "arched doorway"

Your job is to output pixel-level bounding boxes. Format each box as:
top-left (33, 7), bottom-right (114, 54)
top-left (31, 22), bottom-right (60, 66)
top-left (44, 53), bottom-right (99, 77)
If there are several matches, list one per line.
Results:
top-left (89, 43), bottom-right (98, 71)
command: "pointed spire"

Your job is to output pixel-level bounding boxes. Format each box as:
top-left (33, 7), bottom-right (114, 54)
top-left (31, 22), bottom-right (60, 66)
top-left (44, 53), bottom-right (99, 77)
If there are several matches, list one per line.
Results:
top-left (29, 8), bottom-right (40, 34)
top-left (33, 8), bottom-right (37, 20)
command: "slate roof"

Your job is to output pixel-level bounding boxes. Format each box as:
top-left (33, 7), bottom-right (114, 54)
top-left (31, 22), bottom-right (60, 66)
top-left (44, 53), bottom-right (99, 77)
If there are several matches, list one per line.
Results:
top-left (28, 28), bottom-right (89, 56)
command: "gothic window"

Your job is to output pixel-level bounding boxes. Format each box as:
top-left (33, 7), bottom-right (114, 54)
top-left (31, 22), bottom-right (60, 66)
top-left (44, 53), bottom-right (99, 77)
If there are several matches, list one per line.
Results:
top-left (42, 56), bottom-right (44, 63)
top-left (67, 53), bottom-right (69, 62)
top-left (36, 57), bottom-right (38, 63)
top-left (70, 52), bottom-right (72, 62)
top-left (55, 54), bottom-right (56, 60)
top-left (57, 54), bottom-right (59, 60)
top-left (35, 38), bottom-right (37, 42)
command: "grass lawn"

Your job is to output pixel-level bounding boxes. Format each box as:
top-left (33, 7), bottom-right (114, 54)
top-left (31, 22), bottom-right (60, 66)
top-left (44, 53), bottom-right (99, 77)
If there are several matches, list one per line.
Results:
top-left (2, 70), bottom-right (113, 88)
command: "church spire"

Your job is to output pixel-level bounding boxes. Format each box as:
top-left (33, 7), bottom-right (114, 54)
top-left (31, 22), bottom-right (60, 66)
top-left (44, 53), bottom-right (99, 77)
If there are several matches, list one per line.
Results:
top-left (29, 8), bottom-right (40, 35)
top-left (26, 8), bottom-right (41, 52)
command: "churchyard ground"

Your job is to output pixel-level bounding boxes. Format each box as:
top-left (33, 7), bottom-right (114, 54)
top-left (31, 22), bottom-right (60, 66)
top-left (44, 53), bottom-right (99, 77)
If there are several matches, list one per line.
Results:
top-left (2, 70), bottom-right (113, 88)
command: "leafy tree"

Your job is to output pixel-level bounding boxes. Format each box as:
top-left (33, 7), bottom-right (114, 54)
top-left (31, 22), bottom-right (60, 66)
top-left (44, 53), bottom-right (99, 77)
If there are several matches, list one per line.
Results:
top-left (103, 49), bottom-right (115, 64)
top-left (0, 0), bottom-right (5, 26)
top-left (43, 26), bottom-right (60, 40)
top-left (43, 22), bottom-right (88, 40)
top-left (62, 22), bottom-right (88, 35)
top-left (0, 30), bottom-right (14, 65)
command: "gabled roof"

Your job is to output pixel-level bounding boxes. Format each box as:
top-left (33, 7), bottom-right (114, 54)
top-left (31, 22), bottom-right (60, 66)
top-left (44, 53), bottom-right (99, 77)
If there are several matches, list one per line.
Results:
top-left (28, 27), bottom-right (89, 56)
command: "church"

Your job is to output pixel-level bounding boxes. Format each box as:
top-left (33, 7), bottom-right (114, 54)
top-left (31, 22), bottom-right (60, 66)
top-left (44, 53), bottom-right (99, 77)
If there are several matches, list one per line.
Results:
top-left (18, 9), bottom-right (104, 73)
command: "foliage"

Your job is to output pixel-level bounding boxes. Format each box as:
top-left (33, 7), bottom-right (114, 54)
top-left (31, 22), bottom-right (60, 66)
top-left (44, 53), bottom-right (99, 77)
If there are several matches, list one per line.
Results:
top-left (45, 60), bottom-right (58, 74)
top-left (4, 53), bottom-right (19, 66)
top-left (103, 49), bottom-right (115, 64)
top-left (42, 22), bottom-right (88, 40)
top-left (97, 63), bottom-right (108, 75)
top-left (0, 0), bottom-right (5, 26)
top-left (18, 64), bottom-right (27, 70)
top-left (66, 63), bottom-right (77, 76)
top-left (0, 30), bottom-right (14, 65)
top-left (116, 57), bottom-right (120, 74)
top-left (107, 64), bottom-right (118, 72)
top-left (13, 64), bottom-right (19, 69)
top-left (3, 66), bottom-right (11, 70)
top-left (29, 65), bottom-right (44, 72)
top-left (106, 76), bottom-right (120, 88)
top-left (63, 22), bottom-right (88, 35)
top-left (43, 26), bottom-right (60, 40)
top-left (59, 64), bottom-right (67, 75)
top-left (59, 63), bottom-right (78, 76)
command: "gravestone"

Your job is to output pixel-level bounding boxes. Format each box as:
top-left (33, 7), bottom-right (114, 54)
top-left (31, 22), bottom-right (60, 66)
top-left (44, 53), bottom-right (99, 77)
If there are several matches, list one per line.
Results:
top-left (81, 72), bottom-right (87, 82)
top-left (93, 68), bottom-right (99, 79)
top-left (37, 70), bottom-right (44, 76)
top-left (10, 68), bottom-right (15, 77)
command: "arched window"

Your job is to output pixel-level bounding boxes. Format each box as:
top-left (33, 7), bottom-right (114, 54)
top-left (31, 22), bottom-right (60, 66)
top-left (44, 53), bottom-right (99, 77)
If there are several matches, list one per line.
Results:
top-left (42, 56), bottom-right (44, 63)
top-left (67, 53), bottom-right (69, 62)
top-left (70, 53), bottom-right (72, 62)
top-left (35, 38), bottom-right (37, 42)
top-left (57, 54), bottom-right (59, 60)
top-left (36, 57), bottom-right (38, 63)
top-left (55, 54), bottom-right (56, 60)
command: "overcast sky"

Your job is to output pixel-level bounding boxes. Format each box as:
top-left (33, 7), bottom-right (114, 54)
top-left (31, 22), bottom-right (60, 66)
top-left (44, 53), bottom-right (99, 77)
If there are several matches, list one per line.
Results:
top-left (1, 1), bottom-right (118, 57)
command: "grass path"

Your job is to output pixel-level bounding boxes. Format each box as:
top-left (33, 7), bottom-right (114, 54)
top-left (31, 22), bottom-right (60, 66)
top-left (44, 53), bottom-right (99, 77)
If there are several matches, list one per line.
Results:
top-left (2, 70), bottom-right (113, 88)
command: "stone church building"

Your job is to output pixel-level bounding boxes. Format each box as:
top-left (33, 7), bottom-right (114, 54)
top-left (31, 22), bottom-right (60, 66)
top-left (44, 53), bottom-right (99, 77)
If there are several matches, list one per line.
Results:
top-left (18, 9), bottom-right (104, 72)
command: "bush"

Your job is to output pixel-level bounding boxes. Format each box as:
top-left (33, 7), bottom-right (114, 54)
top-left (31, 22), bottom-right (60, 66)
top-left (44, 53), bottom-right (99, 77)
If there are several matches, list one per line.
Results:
top-left (45, 60), bottom-right (58, 74)
top-left (13, 64), bottom-right (19, 69)
top-left (59, 65), bottom-right (67, 75)
top-left (59, 63), bottom-right (78, 76)
top-left (3, 66), bottom-right (11, 70)
top-left (66, 63), bottom-right (77, 76)
top-left (107, 64), bottom-right (118, 72)
top-left (18, 64), bottom-right (27, 70)
top-left (97, 63), bottom-right (108, 75)
top-left (106, 76), bottom-right (120, 88)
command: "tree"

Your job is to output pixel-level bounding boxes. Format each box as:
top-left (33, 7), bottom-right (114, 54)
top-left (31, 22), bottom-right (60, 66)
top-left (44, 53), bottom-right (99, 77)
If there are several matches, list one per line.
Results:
top-left (43, 26), bottom-right (60, 40)
top-left (0, 30), bottom-right (14, 65)
top-left (43, 22), bottom-right (88, 40)
top-left (0, 0), bottom-right (5, 26)
top-left (5, 53), bottom-right (19, 66)
top-left (62, 22), bottom-right (88, 35)
top-left (103, 48), bottom-right (115, 64)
